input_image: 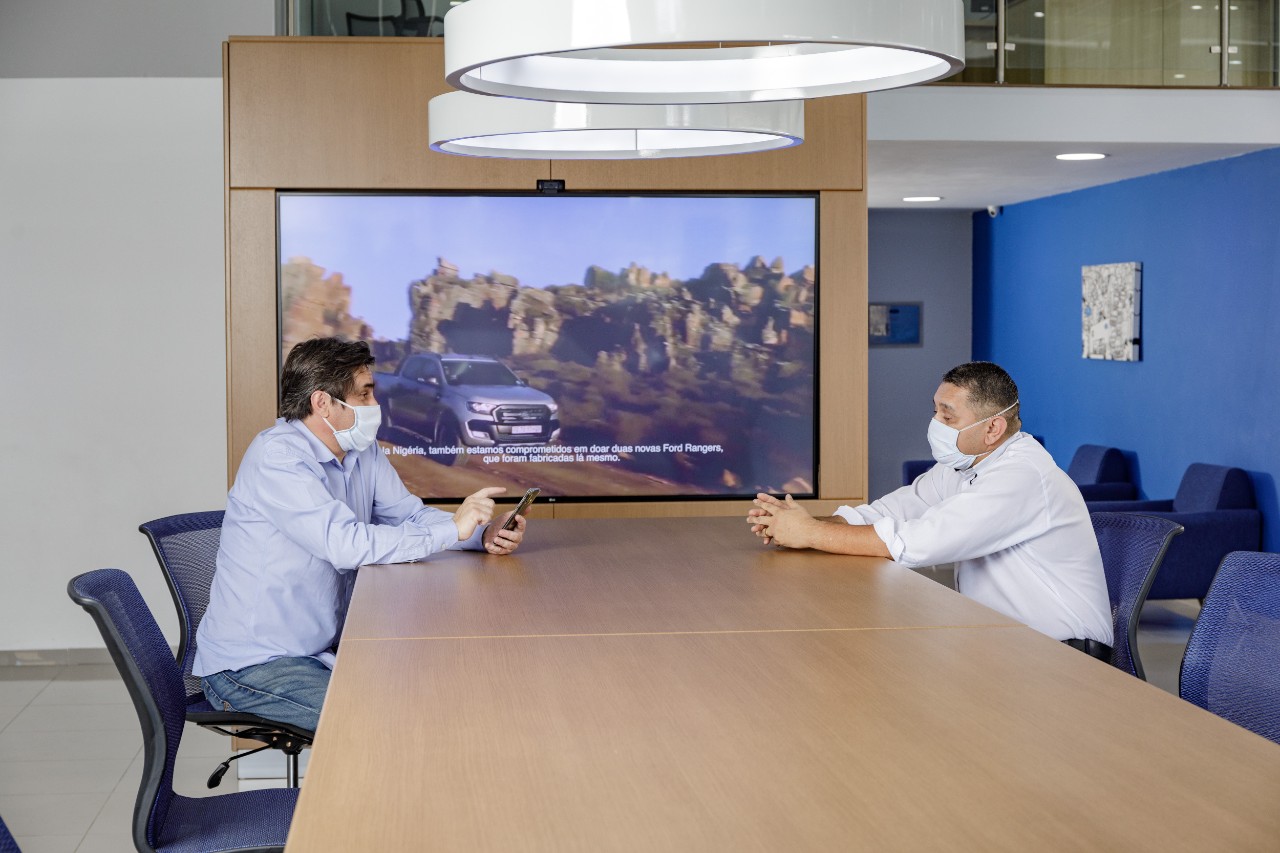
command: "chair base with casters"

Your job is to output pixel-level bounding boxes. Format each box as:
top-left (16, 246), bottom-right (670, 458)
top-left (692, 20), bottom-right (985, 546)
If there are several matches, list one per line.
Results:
top-left (69, 569), bottom-right (297, 853)
top-left (1090, 512), bottom-right (1183, 680)
top-left (140, 512), bottom-right (315, 790)
top-left (187, 702), bottom-right (312, 788)
top-left (1180, 550), bottom-right (1280, 745)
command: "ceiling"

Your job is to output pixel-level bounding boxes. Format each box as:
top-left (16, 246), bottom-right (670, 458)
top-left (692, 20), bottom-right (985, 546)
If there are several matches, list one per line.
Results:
top-left (867, 139), bottom-right (1274, 211)
top-left (863, 85), bottom-right (1280, 212)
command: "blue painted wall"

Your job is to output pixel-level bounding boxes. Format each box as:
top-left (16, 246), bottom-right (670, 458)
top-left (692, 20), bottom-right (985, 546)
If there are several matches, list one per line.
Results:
top-left (974, 147), bottom-right (1280, 551)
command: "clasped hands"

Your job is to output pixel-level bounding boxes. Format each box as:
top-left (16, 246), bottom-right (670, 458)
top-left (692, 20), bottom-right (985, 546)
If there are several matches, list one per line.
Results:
top-left (747, 492), bottom-right (816, 548)
top-left (454, 486), bottom-right (527, 556)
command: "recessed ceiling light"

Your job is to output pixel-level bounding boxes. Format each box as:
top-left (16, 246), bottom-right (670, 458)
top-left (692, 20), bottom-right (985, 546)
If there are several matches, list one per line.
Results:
top-left (903, 196), bottom-right (942, 203)
top-left (1174, 73), bottom-right (1187, 79)
top-left (1229, 59), bottom-right (1243, 65)
top-left (1190, 4), bottom-right (1203, 9)
top-left (1056, 152), bottom-right (1107, 161)
top-left (1034, 10), bottom-right (1044, 17)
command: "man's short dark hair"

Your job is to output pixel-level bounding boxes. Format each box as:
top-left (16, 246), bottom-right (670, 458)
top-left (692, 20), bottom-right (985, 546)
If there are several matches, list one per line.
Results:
top-left (942, 361), bottom-right (1020, 424)
top-left (280, 338), bottom-right (376, 421)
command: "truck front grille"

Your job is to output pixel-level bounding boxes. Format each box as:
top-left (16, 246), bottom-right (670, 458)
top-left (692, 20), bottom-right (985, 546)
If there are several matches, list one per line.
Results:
top-left (495, 405), bottom-right (550, 424)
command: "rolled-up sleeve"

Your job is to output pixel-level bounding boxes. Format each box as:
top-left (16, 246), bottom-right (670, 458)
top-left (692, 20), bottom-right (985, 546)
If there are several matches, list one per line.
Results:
top-left (833, 467), bottom-right (947, 528)
top-left (880, 466), bottom-right (1049, 568)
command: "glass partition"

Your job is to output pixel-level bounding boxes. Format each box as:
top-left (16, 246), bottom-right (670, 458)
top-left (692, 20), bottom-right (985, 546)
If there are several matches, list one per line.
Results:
top-left (292, 0), bottom-right (450, 37)
top-left (284, 0), bottom-right (1278, 87)
top-left (937, 0), bottom-right (1279, 87)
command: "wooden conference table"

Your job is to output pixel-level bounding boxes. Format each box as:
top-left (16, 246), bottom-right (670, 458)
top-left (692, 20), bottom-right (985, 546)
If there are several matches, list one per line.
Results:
top-left (286, 517), bottom-right (1280, 852)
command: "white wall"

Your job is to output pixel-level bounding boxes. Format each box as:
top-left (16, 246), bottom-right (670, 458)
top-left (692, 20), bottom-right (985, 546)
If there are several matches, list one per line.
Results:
top-left (0, 78), bottom-right (228, 650)
top-left (867, 210), bottom-right (973, 499)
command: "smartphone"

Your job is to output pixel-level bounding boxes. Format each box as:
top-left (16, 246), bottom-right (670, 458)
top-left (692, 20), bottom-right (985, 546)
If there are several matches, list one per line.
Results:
top-left (502, 487), bottom-right (540, 531)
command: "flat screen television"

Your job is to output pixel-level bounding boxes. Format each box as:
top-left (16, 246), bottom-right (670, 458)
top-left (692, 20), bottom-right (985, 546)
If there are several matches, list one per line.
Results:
top-left (277, 192), bottom-right (818, 503)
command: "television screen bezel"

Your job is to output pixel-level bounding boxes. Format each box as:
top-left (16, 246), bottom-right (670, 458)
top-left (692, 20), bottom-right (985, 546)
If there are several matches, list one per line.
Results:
top-left (275, 189), bottom-right (821, 504)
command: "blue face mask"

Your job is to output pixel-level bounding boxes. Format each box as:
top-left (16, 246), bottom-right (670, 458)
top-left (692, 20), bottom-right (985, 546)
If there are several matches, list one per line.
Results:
top-left (927, 400), bottom-right (1018, 471)
top-left (324, 396), bottom-right (382, 453)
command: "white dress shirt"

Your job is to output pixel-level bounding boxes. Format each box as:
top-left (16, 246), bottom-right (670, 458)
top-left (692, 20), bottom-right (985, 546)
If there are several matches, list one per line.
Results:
top-left (834, 433), bottom-right (1113, 644)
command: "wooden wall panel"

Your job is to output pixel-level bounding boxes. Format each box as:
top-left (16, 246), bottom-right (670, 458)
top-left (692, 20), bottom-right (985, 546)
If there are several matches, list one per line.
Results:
top-left (551, 94), bottom-right (864, 191)
top-left (227, 190), bottom-right (280, 481)
top-left (227, 38), bottom-right (547, 190)
top-left (817, 191), bottom-right (868, 502)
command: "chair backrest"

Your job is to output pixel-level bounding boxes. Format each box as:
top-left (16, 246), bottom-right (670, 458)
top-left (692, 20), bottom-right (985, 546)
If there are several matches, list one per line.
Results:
top-left (139, 511), bottom-right (224, 700)
top-left (902, 459), bottom-right (933, 486)
top-left (1173, 463), bottom-right (1255, 513)
top-left (0, 811), bottom-right (19, 853)
top-left (1180, 551), bottom-right (1280, 744)
top-left (1068, 445), bottom-right (1130, 486)
top-left (68, 569), bottom-right (185, 852)
top-left (1091, 512), bottom-right (1183, 679)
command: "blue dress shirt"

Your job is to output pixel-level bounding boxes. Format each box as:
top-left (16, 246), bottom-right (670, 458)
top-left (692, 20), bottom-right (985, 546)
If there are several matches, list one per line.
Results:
top-left (193, 418), bottom-right (483, 676)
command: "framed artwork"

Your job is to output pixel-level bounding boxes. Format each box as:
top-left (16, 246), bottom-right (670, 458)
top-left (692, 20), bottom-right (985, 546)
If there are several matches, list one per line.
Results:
top-left (869, 302), bottom-right (922, 347)
top-left (1082, 262), bottom-right (1142, 362)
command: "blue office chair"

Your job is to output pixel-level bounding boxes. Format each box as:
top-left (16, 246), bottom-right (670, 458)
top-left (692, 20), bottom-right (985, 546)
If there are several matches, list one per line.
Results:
top-left (68, 569), bottom-right (297, 853)
top-left (1180, 551), bottom-right (1280, 745)
top-left (0, 811), bottom-right (20, 853)
top-left (140, 512), bottom-right (313, 788)
top-left (1091, 512), bottom-right (1183, 680)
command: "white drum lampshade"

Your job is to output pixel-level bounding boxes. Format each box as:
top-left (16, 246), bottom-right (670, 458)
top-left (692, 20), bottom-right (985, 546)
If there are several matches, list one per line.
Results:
top-left (428, 91), bottom-right (804, 159)
top-left (444, 0), bottom-right (965, 105)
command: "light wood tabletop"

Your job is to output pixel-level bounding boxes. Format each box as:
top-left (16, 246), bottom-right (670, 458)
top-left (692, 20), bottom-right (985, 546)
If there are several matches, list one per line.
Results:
top-left (290, 627), bottom-right (1280, 852)
top-left (287, 517), bottom-right (1280, 852)
top-left (340, 516), bottom-right (1018, 640)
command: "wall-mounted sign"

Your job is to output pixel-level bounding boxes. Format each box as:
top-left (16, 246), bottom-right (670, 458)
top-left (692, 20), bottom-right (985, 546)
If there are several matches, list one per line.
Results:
top-left (869, 302), bottom-right (922, 347)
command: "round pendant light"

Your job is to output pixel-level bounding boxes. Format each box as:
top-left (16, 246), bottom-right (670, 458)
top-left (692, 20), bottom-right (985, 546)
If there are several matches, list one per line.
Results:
top-left (428, 91), bottom-right (803, 159)
top-left (444, 0), bottom-right (964, 105)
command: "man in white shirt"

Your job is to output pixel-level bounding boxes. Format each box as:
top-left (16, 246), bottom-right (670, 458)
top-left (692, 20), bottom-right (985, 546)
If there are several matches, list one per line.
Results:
top-left (747, 361), bottom-right (1113, 654)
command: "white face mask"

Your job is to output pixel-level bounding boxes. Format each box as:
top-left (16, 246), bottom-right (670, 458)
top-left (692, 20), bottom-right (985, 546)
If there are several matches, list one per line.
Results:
top-left (323, 396), bottom-right (382, 454)
top-left (927, 400), bottom-right (1018, 471)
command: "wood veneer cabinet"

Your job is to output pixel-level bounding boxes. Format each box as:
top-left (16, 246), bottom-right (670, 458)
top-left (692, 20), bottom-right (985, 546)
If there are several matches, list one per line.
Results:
top-left (224, 37), bottom-right (868, 515)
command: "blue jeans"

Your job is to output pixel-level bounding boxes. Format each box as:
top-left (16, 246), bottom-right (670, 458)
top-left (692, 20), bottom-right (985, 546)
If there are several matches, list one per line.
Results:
top-left (201, 656), bottom-right (331, 732)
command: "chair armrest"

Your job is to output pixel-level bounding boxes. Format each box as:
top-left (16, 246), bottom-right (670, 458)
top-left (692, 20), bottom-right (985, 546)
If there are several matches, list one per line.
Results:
top-left (1087, 498), bottom-right (1174, 513)
top-left (1077, 483), bottom-right (1138, 501)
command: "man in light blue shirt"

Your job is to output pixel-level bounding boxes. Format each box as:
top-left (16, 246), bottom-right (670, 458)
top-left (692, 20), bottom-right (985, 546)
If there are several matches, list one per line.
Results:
top-left (194, 338), bottom-right (526, 731)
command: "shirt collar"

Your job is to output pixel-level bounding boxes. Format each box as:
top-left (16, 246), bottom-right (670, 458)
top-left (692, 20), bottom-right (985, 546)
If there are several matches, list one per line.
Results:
top-left (284, 417), bottom-right (344, 468)
top-left (963, 431), bottom-right (1024, 481)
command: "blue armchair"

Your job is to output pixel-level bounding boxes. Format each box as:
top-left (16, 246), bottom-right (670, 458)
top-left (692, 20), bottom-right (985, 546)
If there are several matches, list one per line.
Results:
top-left (1088, 464), bottom-right (1261, 601)
top-left (1067, 445), bottom-right (1137, 501)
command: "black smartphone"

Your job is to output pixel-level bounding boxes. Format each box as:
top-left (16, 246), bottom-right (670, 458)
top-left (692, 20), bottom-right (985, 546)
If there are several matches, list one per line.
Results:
top-left (502, 488), bottom-right (540, 531)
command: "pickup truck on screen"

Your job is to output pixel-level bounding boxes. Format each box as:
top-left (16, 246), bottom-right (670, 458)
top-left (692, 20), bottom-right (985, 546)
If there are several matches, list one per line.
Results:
top-left (377, 352), bottom-right (560, 458)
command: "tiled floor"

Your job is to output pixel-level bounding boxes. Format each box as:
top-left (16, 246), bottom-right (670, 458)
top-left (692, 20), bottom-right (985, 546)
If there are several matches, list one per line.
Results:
top-left (0, 664), bottom-right (289, 853)
top-left (0, 598), bottom-right (1202, 852)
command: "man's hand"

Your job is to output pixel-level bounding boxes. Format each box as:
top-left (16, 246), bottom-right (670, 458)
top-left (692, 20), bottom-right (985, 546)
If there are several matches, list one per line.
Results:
top-left (454, 486), bottom-right (506, 541)
top-left (746, 493), bottom-right (816, 549)
top-left (483, 511), bottom-right (526, 556)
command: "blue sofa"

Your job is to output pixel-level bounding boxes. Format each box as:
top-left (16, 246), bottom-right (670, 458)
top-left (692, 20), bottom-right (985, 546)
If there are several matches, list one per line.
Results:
top-left (1067, 445), bottom-right (1137, 501)
top-left (1087, 464), bottom-right (1261, 601)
